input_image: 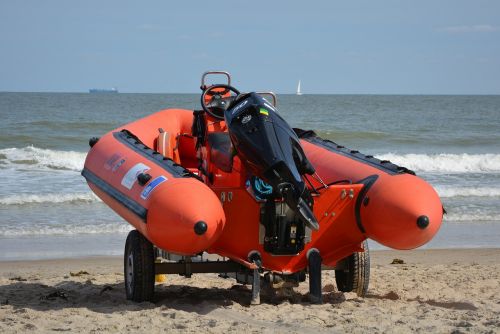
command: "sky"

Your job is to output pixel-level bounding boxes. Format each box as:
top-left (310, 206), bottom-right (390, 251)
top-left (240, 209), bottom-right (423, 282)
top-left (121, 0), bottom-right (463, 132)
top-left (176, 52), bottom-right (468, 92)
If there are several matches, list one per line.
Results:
top-left (0, 1), bottom-right (499, 94)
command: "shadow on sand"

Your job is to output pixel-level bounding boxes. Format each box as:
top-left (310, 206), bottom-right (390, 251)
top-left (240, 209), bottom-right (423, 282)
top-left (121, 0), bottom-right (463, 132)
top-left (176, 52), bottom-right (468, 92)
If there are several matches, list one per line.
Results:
top-left (0, 278), bottom-right (348, 315)
top-left (365, 291), bottom-right (478, 311)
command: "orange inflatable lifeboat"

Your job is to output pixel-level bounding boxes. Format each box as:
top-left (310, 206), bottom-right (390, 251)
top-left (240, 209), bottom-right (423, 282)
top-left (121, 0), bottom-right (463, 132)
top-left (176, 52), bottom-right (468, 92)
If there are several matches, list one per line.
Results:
top-left (83, 71), bottom-right (443, 304)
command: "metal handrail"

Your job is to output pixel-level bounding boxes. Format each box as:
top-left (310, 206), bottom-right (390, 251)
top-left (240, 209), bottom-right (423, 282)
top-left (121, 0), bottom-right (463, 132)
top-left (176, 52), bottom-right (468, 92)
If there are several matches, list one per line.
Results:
top-left (256, 91), bottom-right (277, 107)
top-left (201, 71), bottom-right (231, 88)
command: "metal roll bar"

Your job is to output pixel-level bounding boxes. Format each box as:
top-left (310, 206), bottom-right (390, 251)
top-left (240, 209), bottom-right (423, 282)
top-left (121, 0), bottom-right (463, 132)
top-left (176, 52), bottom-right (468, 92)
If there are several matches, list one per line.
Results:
top-left (201, 71), bottom-right (231, 88)
top-left (256, 92), bottom-right (277, 107)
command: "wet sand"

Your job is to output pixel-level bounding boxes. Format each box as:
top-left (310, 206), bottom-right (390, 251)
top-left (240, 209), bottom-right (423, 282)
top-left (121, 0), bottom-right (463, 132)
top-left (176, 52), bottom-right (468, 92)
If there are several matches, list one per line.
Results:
top-left (0, 249), bottom-right (499, 333)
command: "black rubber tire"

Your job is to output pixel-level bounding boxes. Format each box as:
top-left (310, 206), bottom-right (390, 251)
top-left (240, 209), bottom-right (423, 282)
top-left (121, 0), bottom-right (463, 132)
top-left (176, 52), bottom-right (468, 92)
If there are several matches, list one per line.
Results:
top-left (335, 240), bottom-right (370, 297)
top-left (124, 230), bottom-right (155, 302)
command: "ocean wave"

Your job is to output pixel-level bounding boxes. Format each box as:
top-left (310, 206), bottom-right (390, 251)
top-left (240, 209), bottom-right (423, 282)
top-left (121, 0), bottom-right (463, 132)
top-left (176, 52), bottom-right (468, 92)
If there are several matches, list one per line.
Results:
top-left (0, 193), bottom-right (100, 205)
top-left (436, 186), bottom-right (500, 198)
top-left (0, 146), bottom-right (85, 171)
top-left (0, 223), bottom-right (133, 237)
top-left (318, 130), bottom-right (390, 141)
top-left (24, 120), bottom-right (117, 130)
top-left (444, 212), bottom-right (500, 222)
top-left (2, 147), bottom-right (499, 176)
top-left (377, 153), bottom-right (500, 173)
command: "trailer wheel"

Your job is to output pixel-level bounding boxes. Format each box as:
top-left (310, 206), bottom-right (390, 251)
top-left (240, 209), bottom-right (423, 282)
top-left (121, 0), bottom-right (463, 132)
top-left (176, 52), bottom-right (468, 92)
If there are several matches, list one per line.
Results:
top-left (335, 240), bottom-right (370, 297)
top-left (124, 230), bottom-right (155, 302)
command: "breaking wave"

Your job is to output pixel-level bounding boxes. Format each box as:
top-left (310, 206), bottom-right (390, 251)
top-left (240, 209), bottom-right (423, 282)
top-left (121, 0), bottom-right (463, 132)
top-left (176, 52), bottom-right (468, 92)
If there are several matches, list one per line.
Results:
top-left (436, 186), bottom-right (500, 198)
top-left (0, 193), bottom-right (100, 205)
top-left (377, 153), bottom-right (500, 173)
top-left (1, 147), bottom-right (499, 175)
top-left (0, 146), bottom-right (85, 172)
top-left (0, 223), bottom-right (133, 237)
top-left (444, 212), bottom-right (500, 223)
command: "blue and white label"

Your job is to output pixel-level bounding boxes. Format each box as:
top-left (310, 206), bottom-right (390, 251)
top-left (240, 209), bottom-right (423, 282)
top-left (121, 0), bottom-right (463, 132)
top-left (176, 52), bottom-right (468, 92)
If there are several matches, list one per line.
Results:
top-left (140, 175), bottom-right (168, 200)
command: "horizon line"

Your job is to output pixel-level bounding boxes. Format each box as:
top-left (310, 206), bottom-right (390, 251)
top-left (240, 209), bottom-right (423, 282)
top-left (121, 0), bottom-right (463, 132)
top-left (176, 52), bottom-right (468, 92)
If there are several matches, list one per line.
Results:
top-left (1, 90), bottom-right (499, 96)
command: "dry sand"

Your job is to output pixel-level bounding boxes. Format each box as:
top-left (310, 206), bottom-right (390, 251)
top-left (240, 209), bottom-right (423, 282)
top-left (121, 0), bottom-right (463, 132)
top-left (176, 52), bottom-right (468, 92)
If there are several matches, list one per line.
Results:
top-left (0, 248), bottom-right (499, 333)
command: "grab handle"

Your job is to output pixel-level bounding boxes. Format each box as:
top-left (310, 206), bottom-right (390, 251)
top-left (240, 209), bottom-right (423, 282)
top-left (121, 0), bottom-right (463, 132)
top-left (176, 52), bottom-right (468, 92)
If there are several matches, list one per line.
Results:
top-left (256, 92), bottom-right (277, 107)
top-left (201, 71), bottom-right (231, 89)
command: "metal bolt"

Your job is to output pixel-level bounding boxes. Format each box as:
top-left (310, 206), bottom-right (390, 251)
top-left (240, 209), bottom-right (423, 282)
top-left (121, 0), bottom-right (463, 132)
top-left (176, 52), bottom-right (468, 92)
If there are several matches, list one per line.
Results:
top-left (349, 189), bottom-right (355, 199)
top-left (340, 189), bottom-right (347, 199)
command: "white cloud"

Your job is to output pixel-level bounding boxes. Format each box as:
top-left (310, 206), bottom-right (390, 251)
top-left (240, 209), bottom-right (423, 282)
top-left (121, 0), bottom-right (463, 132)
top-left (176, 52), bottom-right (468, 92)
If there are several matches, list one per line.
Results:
top-left (440, 24), bottom-right (499, 33)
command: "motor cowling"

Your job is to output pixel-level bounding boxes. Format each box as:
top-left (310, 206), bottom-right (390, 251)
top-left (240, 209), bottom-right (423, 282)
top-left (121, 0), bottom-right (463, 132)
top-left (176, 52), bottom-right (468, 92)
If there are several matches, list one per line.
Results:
top-left (224, 93), bottom-right (319, 230)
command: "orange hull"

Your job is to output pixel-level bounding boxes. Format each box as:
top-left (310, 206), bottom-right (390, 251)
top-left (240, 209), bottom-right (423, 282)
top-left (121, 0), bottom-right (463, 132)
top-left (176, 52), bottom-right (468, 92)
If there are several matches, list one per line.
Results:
top-left (299, 136), bottom-right (443, 250)
top-left (83, 108), bottom-right (443, 272)
top-left (83, 109), bottom-right (225, 255)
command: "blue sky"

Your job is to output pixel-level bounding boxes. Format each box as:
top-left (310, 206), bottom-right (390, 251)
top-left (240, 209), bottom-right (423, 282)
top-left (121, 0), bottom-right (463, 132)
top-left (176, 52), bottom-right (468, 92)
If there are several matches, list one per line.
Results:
top-left (0, 1), bottom-right (499, 94)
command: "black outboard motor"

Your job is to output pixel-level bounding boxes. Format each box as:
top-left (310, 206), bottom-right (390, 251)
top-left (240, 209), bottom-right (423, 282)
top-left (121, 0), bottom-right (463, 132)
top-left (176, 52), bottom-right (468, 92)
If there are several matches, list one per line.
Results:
top-left (225, 93), bottom-right (319, 231)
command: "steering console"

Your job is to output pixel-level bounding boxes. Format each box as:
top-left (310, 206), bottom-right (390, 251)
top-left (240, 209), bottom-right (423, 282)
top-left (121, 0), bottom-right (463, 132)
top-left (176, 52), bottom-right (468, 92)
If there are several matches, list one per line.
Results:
top-left (201, 84), bottom-right (241, 120)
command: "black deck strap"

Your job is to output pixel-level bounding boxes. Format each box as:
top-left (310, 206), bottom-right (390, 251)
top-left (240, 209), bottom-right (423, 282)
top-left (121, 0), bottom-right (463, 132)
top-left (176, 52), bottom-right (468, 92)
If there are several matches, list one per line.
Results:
top-left (81, 168), bottom-right (147, 222)
top-left (114, 130), bottom-right (202, 182)
top-left (354, 175), bottom-right (379, 234)
top-left (192, 110), bottom-right (207, 149)
top-left (293, 128), bottom-right (415, 176)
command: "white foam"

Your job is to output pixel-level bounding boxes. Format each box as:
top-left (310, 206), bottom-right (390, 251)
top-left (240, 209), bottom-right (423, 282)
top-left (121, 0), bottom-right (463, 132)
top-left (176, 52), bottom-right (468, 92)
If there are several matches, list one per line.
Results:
top-left (0, 223), bottom-right (133, 236)
top-left (377, 153), bottom-right (500, 173)
top-left (444, 212), bottom-right (500, 222)
top-left (2, 147), bottom-right (499, 175)
top-left (0, 192), bottom-right (100, 205)
top-left (0, 146), bottom-right (86, 172)
top-left (436, 186), bottom-right (500, 198)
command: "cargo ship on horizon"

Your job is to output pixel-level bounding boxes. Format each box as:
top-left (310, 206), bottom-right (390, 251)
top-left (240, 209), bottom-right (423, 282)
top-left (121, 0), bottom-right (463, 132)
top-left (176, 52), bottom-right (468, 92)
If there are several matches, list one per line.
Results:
top-left (89, 88), bottom-right (118, 94)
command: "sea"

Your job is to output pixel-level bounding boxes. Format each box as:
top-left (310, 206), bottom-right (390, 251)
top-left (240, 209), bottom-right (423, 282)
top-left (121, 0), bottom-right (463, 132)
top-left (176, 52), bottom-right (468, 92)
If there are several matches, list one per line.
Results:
top-left (1, 93), bottom-right (499, 260)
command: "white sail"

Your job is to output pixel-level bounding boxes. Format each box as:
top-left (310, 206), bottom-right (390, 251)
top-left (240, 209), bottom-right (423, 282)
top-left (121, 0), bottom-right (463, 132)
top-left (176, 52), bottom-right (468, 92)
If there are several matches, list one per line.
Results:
top-left (296, 80), bottom-right (302, 95)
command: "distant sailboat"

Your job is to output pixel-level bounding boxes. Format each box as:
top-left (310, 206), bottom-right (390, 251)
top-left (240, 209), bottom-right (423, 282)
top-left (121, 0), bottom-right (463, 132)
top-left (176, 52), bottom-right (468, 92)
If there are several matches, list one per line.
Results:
top-left (296, 80), bottom-right (302, 95)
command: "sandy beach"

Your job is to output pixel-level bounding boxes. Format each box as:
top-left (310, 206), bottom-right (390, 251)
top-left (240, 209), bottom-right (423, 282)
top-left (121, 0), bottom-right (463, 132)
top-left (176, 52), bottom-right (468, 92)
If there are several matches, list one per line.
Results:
top-left (0, 249), bottom-right (498, 333)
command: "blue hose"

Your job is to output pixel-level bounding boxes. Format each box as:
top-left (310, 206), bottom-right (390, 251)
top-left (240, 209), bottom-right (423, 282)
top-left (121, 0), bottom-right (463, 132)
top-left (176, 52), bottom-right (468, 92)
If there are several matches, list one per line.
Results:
top-left (249, 176), bottom-right (273, 200)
